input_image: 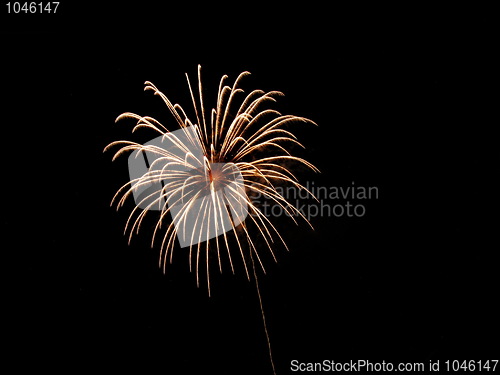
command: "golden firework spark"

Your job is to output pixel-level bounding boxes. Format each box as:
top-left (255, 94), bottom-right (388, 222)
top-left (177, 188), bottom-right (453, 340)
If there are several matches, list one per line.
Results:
top-left (105, 65), bottom-right (318, 374)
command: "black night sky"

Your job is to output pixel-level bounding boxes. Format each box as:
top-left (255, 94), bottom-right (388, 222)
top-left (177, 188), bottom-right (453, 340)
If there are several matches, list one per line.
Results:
top-left (2, 4), bottom-right (497, 374)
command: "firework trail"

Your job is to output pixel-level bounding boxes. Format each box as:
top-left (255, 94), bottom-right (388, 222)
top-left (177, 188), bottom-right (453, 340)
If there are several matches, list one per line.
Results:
top-left (105, 65), bottom-right (318, 374)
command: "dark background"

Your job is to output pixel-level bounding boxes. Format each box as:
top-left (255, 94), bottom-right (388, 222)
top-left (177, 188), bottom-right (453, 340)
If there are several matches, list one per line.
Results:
top-left (2, 3), bottom-right (497, 374)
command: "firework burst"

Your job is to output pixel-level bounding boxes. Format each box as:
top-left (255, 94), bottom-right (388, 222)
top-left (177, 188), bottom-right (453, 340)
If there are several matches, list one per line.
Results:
top-left (105, 65), bottom-right (318, 373)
